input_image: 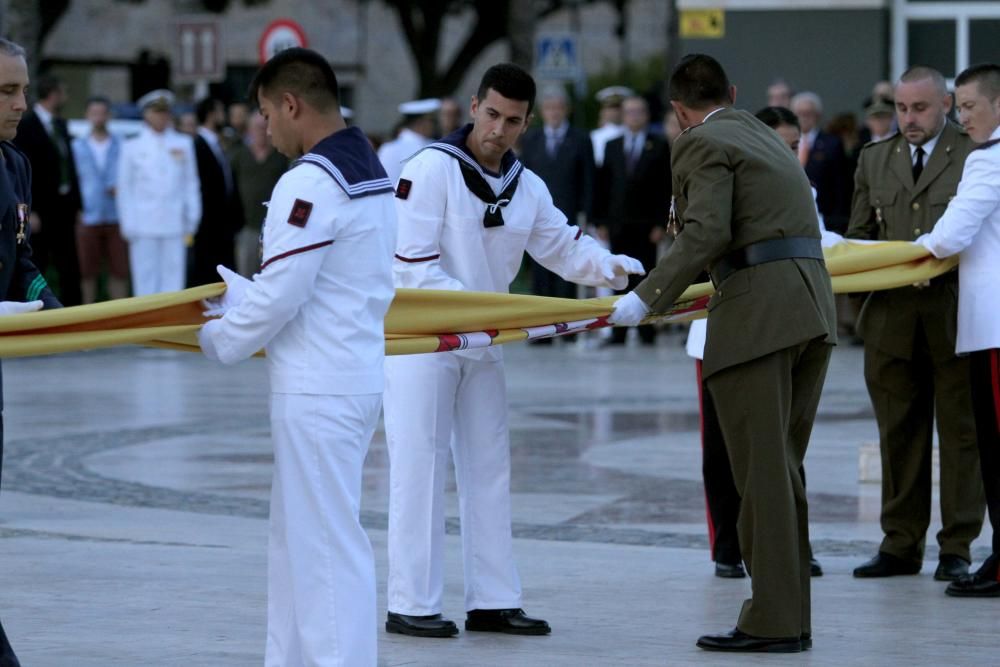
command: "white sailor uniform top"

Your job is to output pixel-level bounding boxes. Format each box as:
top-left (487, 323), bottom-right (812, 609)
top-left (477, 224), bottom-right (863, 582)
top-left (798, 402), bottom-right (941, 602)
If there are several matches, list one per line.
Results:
top-left (207, 126), bottom-right (397, 394)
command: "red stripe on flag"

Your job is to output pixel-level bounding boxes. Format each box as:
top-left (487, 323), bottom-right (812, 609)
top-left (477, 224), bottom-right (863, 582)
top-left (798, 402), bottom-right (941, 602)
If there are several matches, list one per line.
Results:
top-left (395, 253), bottom-right (440, 263)
top-left (260, 240), bottom-right (334, 270)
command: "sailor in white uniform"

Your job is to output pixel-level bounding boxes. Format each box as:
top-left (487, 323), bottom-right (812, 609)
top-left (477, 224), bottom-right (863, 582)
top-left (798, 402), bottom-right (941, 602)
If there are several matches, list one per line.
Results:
top-left (116, 89), bottom-right (201, 295)
top-left (917, 63), bottom-right (1000, 599)
top-left (590, 86), bottom-right (633, 167)
top-left (377, 98), bottom-right (441, 184)
top-left (383, 63), bottom-right (644, 639)
top-left (198, 49), bottom-right (396, 667)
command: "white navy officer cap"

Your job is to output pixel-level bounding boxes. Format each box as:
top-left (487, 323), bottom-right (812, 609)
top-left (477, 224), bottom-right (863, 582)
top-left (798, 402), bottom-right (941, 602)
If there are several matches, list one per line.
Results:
top-left (398, 98), bottom-right (442, 116)
top-left (137, 89), bottom-right (175, 111)
top-left (595, 86), bottom-right (635, 106)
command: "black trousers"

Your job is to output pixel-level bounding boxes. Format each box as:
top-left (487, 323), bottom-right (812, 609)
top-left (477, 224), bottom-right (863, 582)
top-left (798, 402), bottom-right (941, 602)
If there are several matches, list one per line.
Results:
top-left (696, 359), bottom-right (741, 564)
top-left (969, 349), bottom-right (1000, 561)
top-left (0, 620), bottom-right (18, 667)
top-left (32, 198), bottom-right (82, 306)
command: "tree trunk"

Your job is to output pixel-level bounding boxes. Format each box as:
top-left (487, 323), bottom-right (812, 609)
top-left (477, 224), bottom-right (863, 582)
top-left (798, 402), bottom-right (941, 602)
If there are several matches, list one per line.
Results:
top-left (507, 0), bottom-right (535, 70)
top-left (664, 0), bottom-right (680, 78)
top-left (3, 0), bottom-right (43, 87)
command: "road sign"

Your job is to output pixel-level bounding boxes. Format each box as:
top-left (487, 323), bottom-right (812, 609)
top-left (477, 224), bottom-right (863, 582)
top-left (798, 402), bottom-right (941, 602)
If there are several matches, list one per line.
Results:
top-left (680, 9), bottom-right (725, 39)
top-left (175, 19), bottom-right (224, 83)
top-left (535, 33), bottom-right (581, 81)
top-left (258, 19), bottom-right (308, 65)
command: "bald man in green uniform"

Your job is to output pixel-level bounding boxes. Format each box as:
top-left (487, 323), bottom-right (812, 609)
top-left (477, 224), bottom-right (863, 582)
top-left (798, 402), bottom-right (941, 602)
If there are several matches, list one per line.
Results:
top-left (847, 66), bottom-right (984, 582)
top-left (610, 54), bottom-right (836, 653)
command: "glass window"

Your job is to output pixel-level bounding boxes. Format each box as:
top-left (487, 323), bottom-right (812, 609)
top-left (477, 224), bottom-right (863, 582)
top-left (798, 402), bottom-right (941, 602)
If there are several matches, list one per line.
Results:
top-left (907, 20), bottom-right (957, 77)
top-left (970, 19), bottom-right (1000, 66)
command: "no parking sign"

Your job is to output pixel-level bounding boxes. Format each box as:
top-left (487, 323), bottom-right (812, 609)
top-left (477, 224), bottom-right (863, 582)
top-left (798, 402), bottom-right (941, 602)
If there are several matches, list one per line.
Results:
top-left (258, 19), bottom-right (308, 64)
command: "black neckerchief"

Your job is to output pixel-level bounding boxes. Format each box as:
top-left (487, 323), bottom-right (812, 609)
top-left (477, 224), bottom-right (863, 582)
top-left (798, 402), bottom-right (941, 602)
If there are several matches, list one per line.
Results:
top-left (424, 124), bottom-right (523, 227)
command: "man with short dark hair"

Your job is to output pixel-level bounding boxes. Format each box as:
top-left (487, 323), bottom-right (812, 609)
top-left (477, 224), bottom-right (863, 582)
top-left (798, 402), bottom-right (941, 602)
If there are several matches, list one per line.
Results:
top-left (198, 47), bottom-right (397, 665)
top-left (610, 53), bottom-right (836, 652)
top-left (0, 37), bottom-right (63, 667)
top-left (384, 62), bottom-right (643, 639)
top-left (71, 96), bottom-right (129, 303)
top-left (12, 73), bottom-right (82, 305)
top-left (189, 96), bottom-right (243, 286)
top-left (848, 65), bottom-right (983, 582)
top-left (917, 62), bottom-right (1000, 598)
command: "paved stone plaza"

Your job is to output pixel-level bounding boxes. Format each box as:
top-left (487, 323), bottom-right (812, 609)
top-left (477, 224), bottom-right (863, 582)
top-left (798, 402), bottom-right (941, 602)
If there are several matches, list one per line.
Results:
top-left (0, 333), bottom-right (995, 665)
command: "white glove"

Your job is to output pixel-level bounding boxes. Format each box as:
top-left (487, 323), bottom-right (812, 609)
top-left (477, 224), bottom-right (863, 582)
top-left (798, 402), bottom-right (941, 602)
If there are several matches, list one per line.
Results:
top-left (202, 265), bottom-right (252, 317)
top-left (198, 318), bottom-right (223, 362)
top-left (0, 300), bottom-right (43, 316)
top-left (601, 254), bottom-right (646, 290)
top-left (608, 291), bottom-right (650, 327)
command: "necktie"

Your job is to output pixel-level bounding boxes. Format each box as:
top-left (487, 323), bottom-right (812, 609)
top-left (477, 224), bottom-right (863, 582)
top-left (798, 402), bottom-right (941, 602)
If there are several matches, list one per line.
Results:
top-left (48, 121), bottom-right (71, 195)
top-left (798, 134), bottom-right (810, 167)
top-left (546, 130), bottom-right (558, 158)
top-left (912, 146), bottom-right (925, 183)
top-left (626, 135), bottom-right (639, 173)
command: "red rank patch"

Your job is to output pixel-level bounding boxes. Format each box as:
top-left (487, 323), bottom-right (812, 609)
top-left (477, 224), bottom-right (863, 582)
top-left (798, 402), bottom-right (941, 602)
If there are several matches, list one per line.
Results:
top-left (288, 199), bottom-right (313, 227)
top-left (395, 178), bottom-right (412, 200)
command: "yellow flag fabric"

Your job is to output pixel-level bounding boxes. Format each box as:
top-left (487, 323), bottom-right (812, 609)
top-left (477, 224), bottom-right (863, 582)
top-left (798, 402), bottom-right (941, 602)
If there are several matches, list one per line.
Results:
top-left (0, 241), bottom-right (957, 359)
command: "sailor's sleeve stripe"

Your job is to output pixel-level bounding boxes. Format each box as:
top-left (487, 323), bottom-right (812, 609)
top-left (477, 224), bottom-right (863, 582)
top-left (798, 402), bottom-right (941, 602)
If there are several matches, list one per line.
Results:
top-left (573, 227), bottom-right (583, 240)
top-left (394, 253), bottom-right (440, 263)
top-left (260, 240), bottom-right (335, 270)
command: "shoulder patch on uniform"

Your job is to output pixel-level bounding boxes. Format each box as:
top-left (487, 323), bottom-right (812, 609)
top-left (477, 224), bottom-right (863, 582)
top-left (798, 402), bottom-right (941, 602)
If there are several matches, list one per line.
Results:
top-left (395, 178), bottom-right (412, 200)
top-left (287, 199), bottom-right (313, 227)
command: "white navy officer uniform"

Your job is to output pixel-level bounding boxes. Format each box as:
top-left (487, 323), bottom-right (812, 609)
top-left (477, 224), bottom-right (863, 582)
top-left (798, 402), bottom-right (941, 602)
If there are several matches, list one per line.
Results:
top-left (384, 124), bottom-right (642, 620)
top-left (116, 89), bottom-right (201, 295)
top-left (199, 127), bottom-right (396, 666)
top-left (918, 126), bottom-right (1000, 587)
top-left (377, 98), bottom-right (441, 184)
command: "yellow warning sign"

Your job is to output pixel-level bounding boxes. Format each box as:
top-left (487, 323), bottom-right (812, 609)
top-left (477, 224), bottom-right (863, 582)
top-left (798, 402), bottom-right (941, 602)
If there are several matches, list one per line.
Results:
top-left (680, 9), bottom-right (725, 39)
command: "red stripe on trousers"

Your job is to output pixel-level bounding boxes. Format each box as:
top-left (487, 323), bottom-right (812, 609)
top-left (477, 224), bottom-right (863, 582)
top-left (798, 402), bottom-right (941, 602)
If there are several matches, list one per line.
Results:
top-left (991, 349), bottom-right (1000, 436)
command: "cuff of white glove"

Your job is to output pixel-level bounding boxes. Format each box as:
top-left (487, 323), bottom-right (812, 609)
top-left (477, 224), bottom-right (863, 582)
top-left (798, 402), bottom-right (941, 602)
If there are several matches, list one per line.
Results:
top-left (198, 319), bottom-right (224, 362)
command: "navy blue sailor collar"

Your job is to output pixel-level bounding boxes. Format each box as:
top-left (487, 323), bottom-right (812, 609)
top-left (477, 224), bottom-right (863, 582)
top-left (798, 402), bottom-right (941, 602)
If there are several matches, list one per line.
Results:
top-left (424, 123), bottom-right (523, 193)
top-left (295, 126), bottom-right (394, 199)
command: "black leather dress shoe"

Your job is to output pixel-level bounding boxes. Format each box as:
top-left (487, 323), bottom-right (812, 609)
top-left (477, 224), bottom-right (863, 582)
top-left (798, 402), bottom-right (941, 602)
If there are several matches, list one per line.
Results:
top-left (696, 628), bottom-right (802, 653)
top-left (810, 557), bottom-right (823, 577)
top-left (714, 562), bottom-right (746, 578)
top-left (385, 612), bottom-right (458, 638)
top-left (800, 633), bottom-right (812, 650)
top-left (853, 552), bottom-right (921, 578)
top-left (945, 573), bottom-right (1000, 597)
top-left (465, 608), bottom-right (551, 635)
top-left (934, 554), bottom-right (970, 581)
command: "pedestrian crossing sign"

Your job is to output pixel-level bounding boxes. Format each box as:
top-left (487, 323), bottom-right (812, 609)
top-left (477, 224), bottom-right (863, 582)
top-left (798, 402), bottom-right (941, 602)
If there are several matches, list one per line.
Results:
top-left (535, 34), bottom-right (581, 80)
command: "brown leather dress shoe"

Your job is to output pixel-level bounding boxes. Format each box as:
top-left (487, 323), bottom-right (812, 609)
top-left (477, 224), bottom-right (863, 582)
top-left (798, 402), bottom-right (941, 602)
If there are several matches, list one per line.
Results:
top-left (696, 628), bottom-right (802, 653)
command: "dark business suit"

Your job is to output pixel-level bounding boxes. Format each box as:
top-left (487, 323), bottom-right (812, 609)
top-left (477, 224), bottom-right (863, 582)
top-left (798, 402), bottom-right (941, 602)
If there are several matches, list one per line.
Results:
top-left (636, 108), bottom-right (836, 638)
top-left (519, 124), bottom-right (595, 301)
top-left (594, 131), bottom-right (671, 343)
top-left (804, 130), bottom-right (850, 233)
top-left (1, 140), bottom-right (62, 667)
top-left (12, 110), bottom-right (82, 305)
top-left (189, 132), bottom-right (243, 286)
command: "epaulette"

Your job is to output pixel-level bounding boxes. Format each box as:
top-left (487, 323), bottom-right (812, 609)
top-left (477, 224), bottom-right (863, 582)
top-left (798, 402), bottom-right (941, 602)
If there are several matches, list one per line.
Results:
top-left (972, 137), bottom-right (1000, 152)
top-left (859, 131), bottom-right (899, 151)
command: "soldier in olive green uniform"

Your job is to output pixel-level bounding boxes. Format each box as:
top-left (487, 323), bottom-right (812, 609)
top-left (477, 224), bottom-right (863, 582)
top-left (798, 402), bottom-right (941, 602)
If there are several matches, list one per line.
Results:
top-left (611, 54), bottom-right (836, 653)
top-left (847, 66), bottom-right (984, 582)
